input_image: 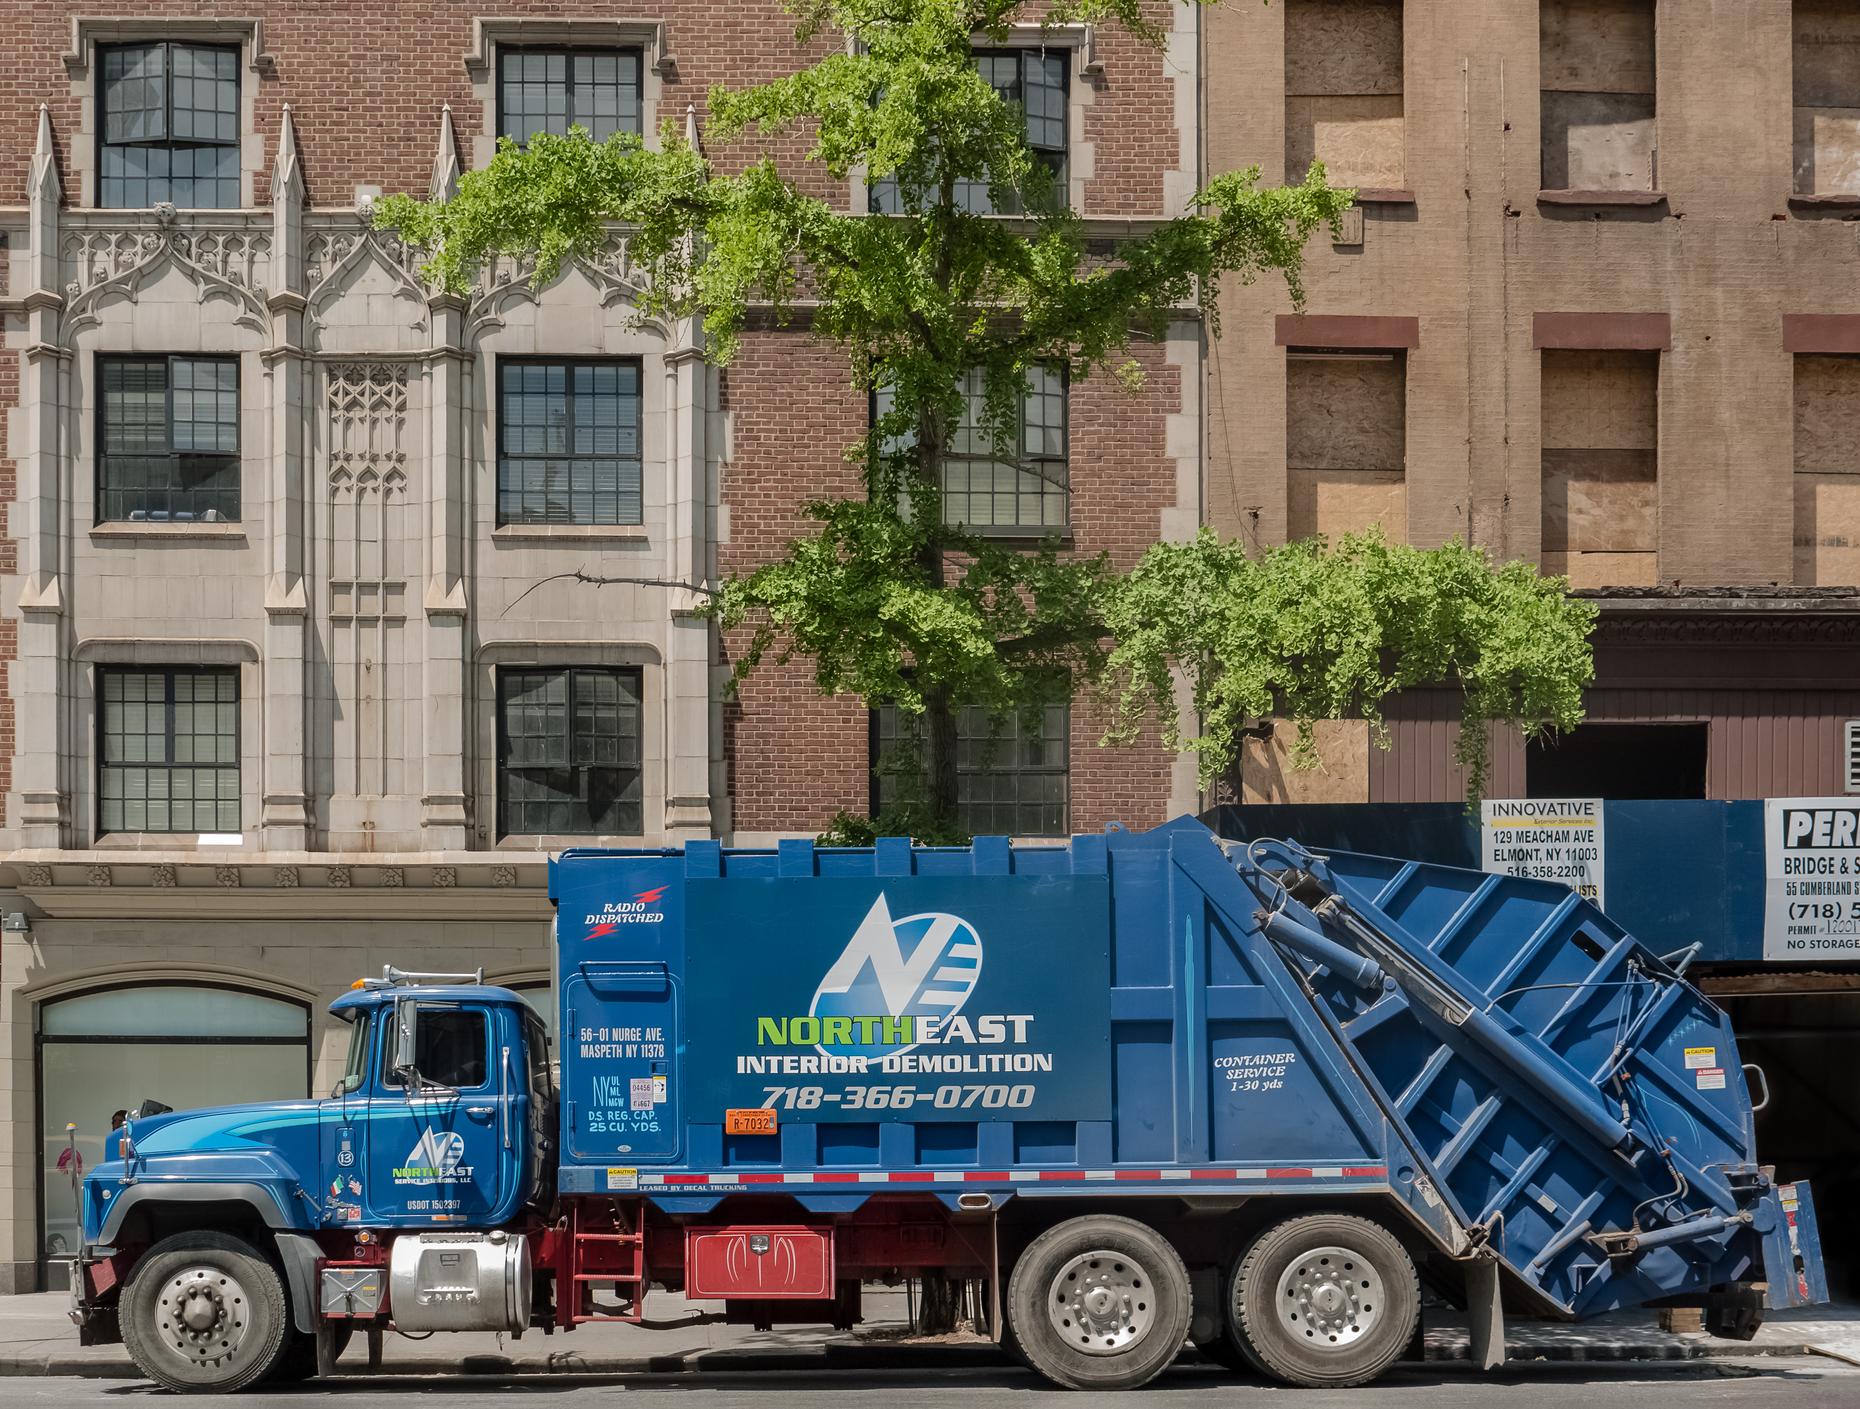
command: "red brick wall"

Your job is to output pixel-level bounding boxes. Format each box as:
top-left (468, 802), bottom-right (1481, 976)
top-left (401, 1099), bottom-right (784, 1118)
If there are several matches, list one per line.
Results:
top-left (718, 332), bottom-right (1187, 838)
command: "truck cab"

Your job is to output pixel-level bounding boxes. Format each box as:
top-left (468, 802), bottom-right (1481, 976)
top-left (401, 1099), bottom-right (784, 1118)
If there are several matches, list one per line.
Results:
top-left (70, 972), bottom-right (554, 1392)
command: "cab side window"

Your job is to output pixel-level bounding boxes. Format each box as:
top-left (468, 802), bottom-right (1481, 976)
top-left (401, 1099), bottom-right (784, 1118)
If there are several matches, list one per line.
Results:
top-left (382, 1007), bottom-right (488, 1089)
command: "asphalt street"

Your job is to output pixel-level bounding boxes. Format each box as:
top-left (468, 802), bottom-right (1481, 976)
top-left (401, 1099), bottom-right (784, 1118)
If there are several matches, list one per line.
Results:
top-left (4, 1359), bottom-right (1860, 1407)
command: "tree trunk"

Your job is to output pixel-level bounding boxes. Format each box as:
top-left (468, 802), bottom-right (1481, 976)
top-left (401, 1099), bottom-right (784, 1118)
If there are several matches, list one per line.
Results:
top-left (925, 685), bottom-right (959, 828)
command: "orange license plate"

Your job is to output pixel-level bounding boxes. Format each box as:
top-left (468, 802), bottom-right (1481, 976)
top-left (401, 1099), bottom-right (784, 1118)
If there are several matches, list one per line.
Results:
top-left (725, 1108), bottom-right (778, 1135)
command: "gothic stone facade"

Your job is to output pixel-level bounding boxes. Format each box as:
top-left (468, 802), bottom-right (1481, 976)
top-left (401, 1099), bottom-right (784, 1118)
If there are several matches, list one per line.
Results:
top-left (0, 4), bottom-right (1203, 1292)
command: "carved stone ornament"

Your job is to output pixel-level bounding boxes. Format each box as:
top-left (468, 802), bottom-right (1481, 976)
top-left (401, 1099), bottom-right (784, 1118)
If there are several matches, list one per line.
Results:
top-left (22, 864), bottom-right (53, 887)
top-left (275, 865), bottom-right (300, 888)
top-left (216, 865), bottom-right (241, 889)
top-left (153, 863), bottom-right (178, 888)
top-left (465, 231), bottom-right (661, 339)
top-left (328, 865), bottom-right (353, 888)
top-left (382, 866), bottom-right (405, 888)
top-left (433, 865), bottom-right (458, 888)
top-left (87, 864), bottom-right (112, 888)
top-left (62, 215), bottom-right (272, 342)
top-left (491, 865), bottom-right (518, 889)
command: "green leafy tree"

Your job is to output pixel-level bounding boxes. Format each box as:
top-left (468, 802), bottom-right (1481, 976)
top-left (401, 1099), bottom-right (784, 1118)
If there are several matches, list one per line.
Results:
top-left (381, 0), bottom-right (1594, 837)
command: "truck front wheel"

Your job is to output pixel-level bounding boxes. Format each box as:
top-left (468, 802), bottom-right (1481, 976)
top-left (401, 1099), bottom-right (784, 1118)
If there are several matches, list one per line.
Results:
top-left (1229, 1213), bottom-right (1418, 1388)
top-left (1006, 1215), bottom-right (1191, 1390)
top-left (120, 1231), bottom-right (291, 1394)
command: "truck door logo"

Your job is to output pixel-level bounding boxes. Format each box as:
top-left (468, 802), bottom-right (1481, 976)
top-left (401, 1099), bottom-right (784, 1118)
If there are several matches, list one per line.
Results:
top-left (393, 1129), bottom-right (474, 1186)
top-left (807, 893), bottom-right (983, 1060)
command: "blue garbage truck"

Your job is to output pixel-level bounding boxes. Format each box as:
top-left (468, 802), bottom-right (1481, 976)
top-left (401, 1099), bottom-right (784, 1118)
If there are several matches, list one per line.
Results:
top-left (69, 818), bottom-right (1827, 1393)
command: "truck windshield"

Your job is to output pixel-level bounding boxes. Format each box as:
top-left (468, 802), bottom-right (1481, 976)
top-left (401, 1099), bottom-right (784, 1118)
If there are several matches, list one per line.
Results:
top-left (336, 1015), bottom-right (368, 1095)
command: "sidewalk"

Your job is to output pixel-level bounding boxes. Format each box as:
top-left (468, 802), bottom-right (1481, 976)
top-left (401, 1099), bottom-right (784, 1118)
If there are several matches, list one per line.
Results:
top-left (2, 1287), bottom-right (1854, 1378)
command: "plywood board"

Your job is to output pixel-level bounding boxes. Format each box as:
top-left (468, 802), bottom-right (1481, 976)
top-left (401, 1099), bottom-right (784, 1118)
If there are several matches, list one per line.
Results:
top-left (1795, 471), bottom-right (1860, 586)
top-left (1541, 90), bottom-right (1656, 191)
top-left (1541, 447), bottom-right (1657, 552)
top-left (1794, 107), bottom-right (1860, 195)
top-left (1541, 549), bottom-right (1659, 587)
top-left (1287, 355), bottom-right (1406, 469)
top-left (1794, 355), bottom-right (1860, 473)
top-left (1241, 719), bottom-right (1372, 804)
top-left (1540, 0), bottom-right (1656, 95)
top-left (1284, 0), bottom-right (1404, 97)
top-left (1287, 95), bottom-right (1406, 187)
top-left (1541, 350), bottom-right (1659, 451)
top-left (1288, 468), bottom-right (1409, 540)
top-left (1794, 0), bottom-right (1860, 109)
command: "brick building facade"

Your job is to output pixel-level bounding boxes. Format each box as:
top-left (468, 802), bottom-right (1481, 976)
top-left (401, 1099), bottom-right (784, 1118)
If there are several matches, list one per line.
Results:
top-left (0, 3), bottom-right (1203, 1291)
top-left (1209, 0), bottom-right (1860, 806)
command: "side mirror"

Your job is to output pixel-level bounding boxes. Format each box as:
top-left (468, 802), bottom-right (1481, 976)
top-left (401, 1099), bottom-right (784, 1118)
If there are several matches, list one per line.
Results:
top-left (393, 1001), bottom-right (419, 1083)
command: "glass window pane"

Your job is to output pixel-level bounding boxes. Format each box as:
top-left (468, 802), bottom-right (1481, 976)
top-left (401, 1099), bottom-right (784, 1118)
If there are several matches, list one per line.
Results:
top-left (98, 667), bottom-right (239, 835)
top-left (499, 666), bottom-right (643, 836)
top-left (501, 48), bottom-right (642, 145)
top-left (41, 1039), bottom-right (305, 1262)
top-left (498, 361), bottom-right (643, 525)
top-left (43, 985), bottom-right (306, 1038)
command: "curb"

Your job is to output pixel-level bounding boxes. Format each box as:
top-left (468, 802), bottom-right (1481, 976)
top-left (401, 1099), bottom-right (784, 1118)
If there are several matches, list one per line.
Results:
top-left (0, 1338), bottom-right (1822, 1379)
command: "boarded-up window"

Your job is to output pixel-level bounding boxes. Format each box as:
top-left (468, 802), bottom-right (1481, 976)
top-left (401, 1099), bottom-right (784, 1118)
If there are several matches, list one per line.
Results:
top-left (1284, 0), bottom-right (1404, 189)
top-left (1794, 2), bottom-right (1860, 195)
top-left (1794, 355), bottom-right (1860, 585)
top-left (1540, 0), bottom-right (1656, 191)
top-left (1286, 352), bottom-right (1406, 541)
top-left (1540, 349), bottom-right (1658, 586)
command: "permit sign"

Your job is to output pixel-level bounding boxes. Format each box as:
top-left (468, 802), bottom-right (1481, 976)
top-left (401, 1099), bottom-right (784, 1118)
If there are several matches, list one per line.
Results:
top-left (1763, 798), bottom-right (1860, 960)
top-left (1480, 799), bottom-right (1604, 906)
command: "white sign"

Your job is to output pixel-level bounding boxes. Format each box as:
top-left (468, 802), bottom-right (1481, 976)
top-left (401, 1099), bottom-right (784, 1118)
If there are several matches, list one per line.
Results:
top-left (1480, 799), bottom-right (1605, 907)
top-left (1762, 797), bottom-right (1860, 961)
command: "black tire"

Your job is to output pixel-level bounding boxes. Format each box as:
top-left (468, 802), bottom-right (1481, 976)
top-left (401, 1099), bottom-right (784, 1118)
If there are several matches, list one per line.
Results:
top-left (1230, 1214), bottom-right (1418, 1388)
top-left (120, 1231), bottom-right (291, 1394)
top-left (270, 1324), bottom-right (354, 1383)
top-left (1006, 1215), bottom-right (1192, 1391)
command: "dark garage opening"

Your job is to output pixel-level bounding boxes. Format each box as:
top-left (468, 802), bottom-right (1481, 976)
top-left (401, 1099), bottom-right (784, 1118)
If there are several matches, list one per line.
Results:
top-left (1527, 723), bottom-right (1709, 800)
top-left (1711, 985), bottom-right (1860, 1300)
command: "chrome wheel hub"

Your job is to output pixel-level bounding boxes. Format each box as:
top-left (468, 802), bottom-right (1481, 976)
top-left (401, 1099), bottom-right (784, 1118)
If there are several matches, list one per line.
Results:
top-left (1276, 1245), bottom-right (1383, 1349)
top-left (1047, 1249), bottom-right (1157, 1356)
top-left (157, 1267), bottom-right (252, 1369)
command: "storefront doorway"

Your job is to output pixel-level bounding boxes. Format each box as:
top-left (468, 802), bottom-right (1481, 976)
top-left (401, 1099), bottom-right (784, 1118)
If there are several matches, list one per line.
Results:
top-left (36, 984), bottom-right (310, 1288)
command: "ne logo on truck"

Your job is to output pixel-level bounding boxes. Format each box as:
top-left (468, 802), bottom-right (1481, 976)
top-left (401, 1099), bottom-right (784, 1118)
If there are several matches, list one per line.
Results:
top-left (394, 1129), bottom-right (473, 1186)
top-left (685, 875), bottom-right (1113, 1122)
top-left (786, 893), bottom-right (984, 1060)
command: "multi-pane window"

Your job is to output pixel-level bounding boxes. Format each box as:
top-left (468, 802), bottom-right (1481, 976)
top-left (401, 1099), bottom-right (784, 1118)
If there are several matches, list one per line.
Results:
top-left (498, 360), bottom-right (644, 526)
top-left (99, 42), bottom-right (240, 209)
top-left (498, 49), bottom-right (643, 145)
top-left (877, 366), bottom-right (1069, 533)
top-left (98, 668), bottom-right (240, 835)
top-left (97, 356), bottom-right (241, 523)
top-left (870, 48), bottom-right (1068, 215)
top-left (498, 667), bottom-right (644, 837)
top-left (875, 702), bottom-right (1070, 837)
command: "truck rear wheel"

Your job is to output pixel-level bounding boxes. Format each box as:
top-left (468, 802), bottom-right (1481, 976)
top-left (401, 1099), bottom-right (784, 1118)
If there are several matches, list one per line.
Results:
top-left (1006, 1214), bottom-right (1191, 1390)
top-left (1229, 1214), bottom-right (1418, 1388)
top-left (120, 1231), bottom-right (291, 1394)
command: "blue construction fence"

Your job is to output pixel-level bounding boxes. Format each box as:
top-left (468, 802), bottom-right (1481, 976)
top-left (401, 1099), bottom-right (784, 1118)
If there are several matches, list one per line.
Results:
top-left (1203, 800), bottom-right (1773, 966)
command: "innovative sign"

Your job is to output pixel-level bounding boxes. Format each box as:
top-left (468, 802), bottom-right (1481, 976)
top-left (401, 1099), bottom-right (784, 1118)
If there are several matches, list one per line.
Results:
top-left (1763, 798), bottom-right (1860, 960)
top-left (1480, 798), bottom-right (1605, 906)
top-left (685, 875), bottom-right (1111, 1121)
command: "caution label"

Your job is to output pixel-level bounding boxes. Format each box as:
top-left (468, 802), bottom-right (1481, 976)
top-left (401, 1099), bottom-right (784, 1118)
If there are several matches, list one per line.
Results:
top-left (1684, 1046), bottom-right (1716, 1070)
